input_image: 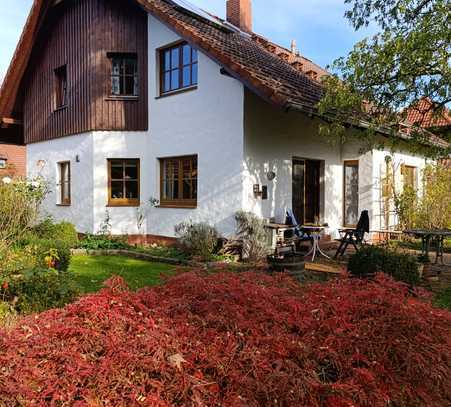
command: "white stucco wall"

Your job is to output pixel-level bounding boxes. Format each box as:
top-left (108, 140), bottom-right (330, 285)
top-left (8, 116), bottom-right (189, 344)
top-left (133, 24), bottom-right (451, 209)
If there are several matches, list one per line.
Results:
top-left (370, 148), bottom-right (429, 231)
top-left (26, 14), bottom-right (433, 240)
top-left (243, 90), bottom-right (373, 237)
top-left (243, 90), bottom-right (432, 236)
top-left (146, 14), bottom-right (245, 237)
top-left (27, 14), bottom-right (246, 238)
top-left (92, 131), bottom-right (150, 235)
top-left (27, 133), bottom-right (95, 233)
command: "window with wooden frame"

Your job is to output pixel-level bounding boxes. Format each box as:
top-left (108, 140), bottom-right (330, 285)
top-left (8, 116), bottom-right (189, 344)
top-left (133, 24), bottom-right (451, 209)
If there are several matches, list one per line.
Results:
top-left (160, 155), bottom-right (197, 208)
top-left (108, 159), bottom-right (140, 206)
top-left (54, 65), bottom-right (67, 109)
top-left (108, 53), bottom-right (138, 97)
top-left (57, 161), bottom-right (71, 205)
top-left (160, 42), bottom-right (198, 95)
top-left (401, 165), bottom-right (417, 190)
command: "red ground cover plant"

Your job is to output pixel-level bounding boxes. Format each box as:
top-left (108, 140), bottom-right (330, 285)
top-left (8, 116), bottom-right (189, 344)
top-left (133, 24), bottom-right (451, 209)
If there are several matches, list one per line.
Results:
top-left (0, 271), bottom-right (450, 406)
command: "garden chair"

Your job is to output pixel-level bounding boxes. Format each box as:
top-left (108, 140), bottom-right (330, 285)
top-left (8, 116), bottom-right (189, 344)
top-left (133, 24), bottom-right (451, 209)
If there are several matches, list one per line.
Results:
top-left (286, 209), bottom-right (313, 243)
top-left (334, 210), bottom-right (369, 259)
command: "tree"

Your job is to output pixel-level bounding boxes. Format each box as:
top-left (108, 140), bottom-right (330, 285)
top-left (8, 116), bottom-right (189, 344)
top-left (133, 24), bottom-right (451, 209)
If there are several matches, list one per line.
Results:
top-left (318, 0), bottom-right (450, 157)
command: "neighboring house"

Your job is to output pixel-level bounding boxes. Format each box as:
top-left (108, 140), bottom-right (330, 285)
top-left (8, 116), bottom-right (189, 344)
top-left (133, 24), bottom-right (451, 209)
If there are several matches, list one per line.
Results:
top-left (0, 143), bottom-right (26, 178)
top-left (405, 98), bottom-right (451, 135)
top-left (0, 0), bottom-right (447, 241)
top-left (405, 98), bottom-right (450, 171)
top-left (0, 113), bottom-right (26, 178)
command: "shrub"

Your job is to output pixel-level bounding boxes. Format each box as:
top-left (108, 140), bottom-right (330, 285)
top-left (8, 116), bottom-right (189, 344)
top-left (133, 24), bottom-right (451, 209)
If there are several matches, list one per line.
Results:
top-left (395, 185), bottom-right (418, 230)
top-left (27, 238), bottom-right (72, 272)
top-left (0, 245), bottom-right (37, 276)
top-left (417, 163), bottom-right (451, 230)
top-left (2, 268), bottom-right (78, 314)
top-left (175, 221), bottom-right (219, 260)
top-left (395, 163), bottom-right (451, 230)
top-left (32, 218), bottom-right (79, 248)
top-left (235, 210), bottom-right (268, 261)
top-left (349, 245), bottom-right (421, 285)
top-left (0, 177), bottom-right (47, 248)
top-left (0, 180), bottom-right (78, 316)
top-left (0, 272), bottom-right (449, 406)
top-left (78, 234), bottom-right (130, 250)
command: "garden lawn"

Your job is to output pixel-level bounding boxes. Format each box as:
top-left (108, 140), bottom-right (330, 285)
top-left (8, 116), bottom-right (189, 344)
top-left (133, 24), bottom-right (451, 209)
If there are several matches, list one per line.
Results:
top-left (69, 255), bottom-right (176, 293)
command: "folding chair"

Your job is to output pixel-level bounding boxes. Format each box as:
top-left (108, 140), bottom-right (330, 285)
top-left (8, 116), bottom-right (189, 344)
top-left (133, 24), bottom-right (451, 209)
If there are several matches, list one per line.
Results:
top-left (334, 210), bottom-right (369, 259)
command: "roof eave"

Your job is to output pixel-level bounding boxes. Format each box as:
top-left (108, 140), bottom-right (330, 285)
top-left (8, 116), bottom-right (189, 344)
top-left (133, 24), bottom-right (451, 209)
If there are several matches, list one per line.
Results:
top-left (286, 102), bottom-right (449, 150)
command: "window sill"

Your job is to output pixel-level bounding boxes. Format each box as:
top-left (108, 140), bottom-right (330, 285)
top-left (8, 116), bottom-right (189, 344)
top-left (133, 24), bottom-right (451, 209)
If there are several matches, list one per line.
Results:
top-left (56, 203), bottom-right (71, 207)
top-left (158, 203), bottom-right (197, 209)
top-left (105, 96), bottom-right (139, 101)
top-left (156, 86), bottom-right (197, 99)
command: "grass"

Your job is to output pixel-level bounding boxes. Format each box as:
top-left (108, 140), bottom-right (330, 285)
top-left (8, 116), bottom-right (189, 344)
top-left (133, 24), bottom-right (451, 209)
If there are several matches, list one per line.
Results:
top-left (434, 288), bottom-right (451, 310)
top-left (69, 255), bottom-right (176, 293)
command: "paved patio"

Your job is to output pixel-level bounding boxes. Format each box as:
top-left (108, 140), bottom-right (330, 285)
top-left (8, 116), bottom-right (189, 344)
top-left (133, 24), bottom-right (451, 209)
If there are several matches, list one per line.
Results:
top-left (273, 242), bottom-right (451, 293)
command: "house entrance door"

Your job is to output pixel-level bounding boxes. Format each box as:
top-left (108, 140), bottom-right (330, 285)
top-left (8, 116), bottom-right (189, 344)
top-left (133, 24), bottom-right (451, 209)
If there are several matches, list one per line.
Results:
top-left (292, 158), bottom-right (321, 225)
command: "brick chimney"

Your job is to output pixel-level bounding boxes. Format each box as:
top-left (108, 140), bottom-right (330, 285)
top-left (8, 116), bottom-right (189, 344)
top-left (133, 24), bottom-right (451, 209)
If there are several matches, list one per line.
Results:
top-left (226, 0), bottom-right (252, 33)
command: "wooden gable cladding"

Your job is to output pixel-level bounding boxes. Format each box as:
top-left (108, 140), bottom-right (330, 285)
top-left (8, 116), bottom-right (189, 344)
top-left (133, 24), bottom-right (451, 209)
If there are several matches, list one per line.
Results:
top-left (22, 0), bottom-right (148, 144)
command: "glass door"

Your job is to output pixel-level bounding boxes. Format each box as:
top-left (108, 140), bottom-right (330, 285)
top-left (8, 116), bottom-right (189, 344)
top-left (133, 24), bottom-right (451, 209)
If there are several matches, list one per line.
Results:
top-left (292, 159), bottom-right (321, 225)
top-left (343, 160), bottom-right (359, 227)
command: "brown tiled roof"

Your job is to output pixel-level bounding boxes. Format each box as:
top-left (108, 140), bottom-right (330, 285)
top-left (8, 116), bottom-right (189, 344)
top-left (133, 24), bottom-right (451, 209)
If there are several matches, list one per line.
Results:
top-left (0, 0), bottom-right (324, 122)
top-left (405, 98), bottom-right (451, 129)
top-left (0, 0), bottom-right (448, 150)
top-left (251, 34), bottom-right (329, 81)
top-left (137, 0), bottom-right (325, 112)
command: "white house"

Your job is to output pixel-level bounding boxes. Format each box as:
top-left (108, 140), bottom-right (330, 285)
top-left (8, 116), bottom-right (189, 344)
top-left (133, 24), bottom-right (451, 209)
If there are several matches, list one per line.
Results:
top-left (0, 0), bottom-right (445, 242)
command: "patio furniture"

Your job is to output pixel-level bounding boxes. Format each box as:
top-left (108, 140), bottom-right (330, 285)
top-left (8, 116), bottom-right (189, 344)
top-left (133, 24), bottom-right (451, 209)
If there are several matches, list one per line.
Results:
top-left (334, 210), bottom-right (369, 259)
top-left (403, 229), bottom-right (451, 265)
top-left (286, 209), bottom-right (313, 241)
top-left (301, 225), bottom-right (330, 262)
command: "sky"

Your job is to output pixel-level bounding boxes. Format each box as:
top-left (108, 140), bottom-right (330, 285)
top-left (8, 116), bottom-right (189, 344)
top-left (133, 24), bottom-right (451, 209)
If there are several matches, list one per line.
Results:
top-left (0, 0), bottom-right (376, 80)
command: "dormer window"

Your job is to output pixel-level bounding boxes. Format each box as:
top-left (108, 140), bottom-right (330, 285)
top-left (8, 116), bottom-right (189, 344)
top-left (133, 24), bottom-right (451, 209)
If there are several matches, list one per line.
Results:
top-left (109, 53), bottom-right (138, 97)
top-left (160, 43), bottom-right (198, 95)
top-left (54, 65), bottom-right (67, 109)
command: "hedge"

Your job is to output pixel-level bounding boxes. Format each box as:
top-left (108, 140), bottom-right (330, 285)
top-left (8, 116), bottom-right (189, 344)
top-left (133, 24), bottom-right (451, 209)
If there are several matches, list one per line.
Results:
top-left (348, 245), bottom-right (421, 285)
